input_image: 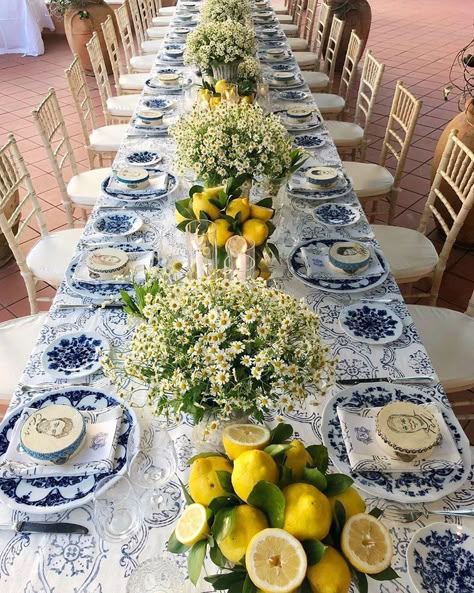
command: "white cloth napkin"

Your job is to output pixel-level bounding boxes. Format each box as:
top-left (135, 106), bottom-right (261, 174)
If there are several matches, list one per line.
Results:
top-left (73, 251), bottom-right (154, 285)
top-left (337, 403), bottom-right (461, 473)
top-left (107, 172), bottom-right (169, 195)
top-left (0, 406), bottom-right (123, 479)
top-left (300, 244), bottom-right (384, 280)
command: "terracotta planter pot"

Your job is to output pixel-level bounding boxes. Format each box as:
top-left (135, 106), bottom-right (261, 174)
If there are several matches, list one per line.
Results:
top-left (432, 99), bottom-right (474, 246)
top-left (64, 0), bottom-right (114, 75)
top-left (325, 0), bottom-right (372, 72)
top-left (0, 191), bottom-right (20, 268)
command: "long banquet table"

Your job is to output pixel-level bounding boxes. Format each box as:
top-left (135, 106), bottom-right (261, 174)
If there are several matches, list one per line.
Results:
top-left (0, 4), bottom-right (473, 593)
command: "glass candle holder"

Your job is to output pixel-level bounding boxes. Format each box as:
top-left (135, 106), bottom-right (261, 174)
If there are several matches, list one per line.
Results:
top-left (225, 235), bottom-right (255, 262)
top-left (223, 83), bottom-right (239, 105)
top-left (257, 81), bottom-right (270, 111)
top-left (225, 255), bottom-right (255, 282)
top-left (185, 220), bottom-right (217, 278)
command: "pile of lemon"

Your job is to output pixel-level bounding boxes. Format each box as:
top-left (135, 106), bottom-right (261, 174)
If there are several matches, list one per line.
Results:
top-left (198, 80), bottom-right (254, 110)
top-left (172, 424), bottom-right (394, 593)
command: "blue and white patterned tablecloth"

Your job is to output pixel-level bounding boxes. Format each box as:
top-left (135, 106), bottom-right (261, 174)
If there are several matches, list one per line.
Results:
top-left (1, 4), bottom-right (473, 593)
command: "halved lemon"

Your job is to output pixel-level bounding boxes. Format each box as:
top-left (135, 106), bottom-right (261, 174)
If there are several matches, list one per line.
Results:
top-left (174, 503), bottom-right (209, 546)
top-left (222, 424), bottom-right (271, 460)
top-left (341, 513), bottom-right (393, 574)
top-left (246, 528), bottom-right (307, 593)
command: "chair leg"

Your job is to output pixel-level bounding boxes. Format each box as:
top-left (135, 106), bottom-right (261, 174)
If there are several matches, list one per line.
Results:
top-left (22, 272), bottom-right (38, 315)
top-left (369, 199), bottom-right (379, 223)
top-left (388, 188), bottom-right (400, 225)
top-left (360, 141), bottom-right (367, 162)
top-left (80, 209), bottom-right (88, 222)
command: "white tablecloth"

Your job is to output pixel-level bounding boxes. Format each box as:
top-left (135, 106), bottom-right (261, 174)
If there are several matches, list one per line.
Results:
top-left (0, 0), bottom-right (54, 56)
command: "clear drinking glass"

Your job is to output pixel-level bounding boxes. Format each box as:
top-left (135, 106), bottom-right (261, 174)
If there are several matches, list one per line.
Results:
top-left (126, 557), bottom-right (186, 593)
top-left (225, 235), bottom-right (256, 262)
top-left (223, 83), bottom-right (239, 105)
top-left (93, 475), bottom-right (143, 543)
top-left (257, 81), bottom-right (270, 112)
top-left (185, 220), bottom-right (217, 278)
top-left (224, 255), bottom-right (255, 282)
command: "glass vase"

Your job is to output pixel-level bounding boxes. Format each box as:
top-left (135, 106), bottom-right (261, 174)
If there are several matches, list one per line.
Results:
top-left (210, 60), bottom-right (242, 83)
top-left (185, 220), bottom-right (217, 279)
top-left (191, 411), bottom-right (251, 453)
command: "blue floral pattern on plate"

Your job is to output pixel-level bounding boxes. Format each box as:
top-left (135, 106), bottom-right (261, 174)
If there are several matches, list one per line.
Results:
top-left (339, 303), bottom-right (403, 344)
top-left (288, 170), bottom-right (352, 201)
top-left (271, 63), bottom-right (296, 72)
top-left (321, 383), bottom-right (470, 502)
top-left (142, 98), bottom-right (174, 111)
top-left (93, 211), bottom-right (143, 236)
top-left (313, 203), bottom-right (360, 226)
top-left (293, 134), bottom-right (326, 149)
top-left (41, 332), bottom-right (108, 379)
top-left (0, 387), bottom-right (136, 513)
top-left (407, 523), bottom-right (474, 593)
top-left (277, 90), bottom-right (309, 102)
top-left (126, 150), bottom-right (162, 166)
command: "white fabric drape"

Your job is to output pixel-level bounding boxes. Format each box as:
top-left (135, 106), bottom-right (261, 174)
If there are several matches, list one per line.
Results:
top-left (0, 0), bottom-right (54, 56)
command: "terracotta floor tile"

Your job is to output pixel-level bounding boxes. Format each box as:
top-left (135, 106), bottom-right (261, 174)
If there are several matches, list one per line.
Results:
top-left (0, 309), bottom-right (15, 323)
top-left (401, 174), bottom-right (431, 195)
top-left (0, 271), bottom-right (44, 307)
top-left (438, 273), bottom-right (474, 310)
top-left (451, 254), bottom-right (474, 283)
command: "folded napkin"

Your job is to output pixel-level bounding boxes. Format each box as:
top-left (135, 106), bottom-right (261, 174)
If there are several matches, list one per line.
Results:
top-left (337, 403), bottom-right (461, 473)
top-left (107, 172), bottom-right (169, 196)
top-left (73, 251), bottom-right (153, 285)
top-left (0, 406), bottom-right (123, 479)
top-left (300, 245), bottom-right (384, 280)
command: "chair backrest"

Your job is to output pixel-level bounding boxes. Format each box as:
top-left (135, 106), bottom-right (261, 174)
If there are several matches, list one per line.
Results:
top-left (86, 32), bottom-right (114, 125)
top-left (352, 50), bottom-right (385, 139)
top-left (300, 0), bottom-right (318, 39)
top-left (293, 0), bottom-right (307, 29)
top-left (310, 1), bottom-right (330, 56)
top-left (32, 89), bottom-right (78, 227)
top-left (320, 15), bottom-right (345, 88)
top-left (379, 80), bottom-right (421, 187)
top-left (138, 0), bottom-right (151, 30)
top-left (337, 29), bottom-right (363, 108)
top-left (129, 0), bottom-right (147, 48)
top-left (116, 2), bottom-right (137, 74)
top-left (64, 56), bottom-right (97, 168)
top-left (101, 15), bottom-right (125, 96)
top-left (146, 0), bottom-right (157, 20)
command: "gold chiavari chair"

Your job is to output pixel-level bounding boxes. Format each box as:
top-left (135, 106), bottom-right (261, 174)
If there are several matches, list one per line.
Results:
top-left (115, 2), bottom-right (155, 73)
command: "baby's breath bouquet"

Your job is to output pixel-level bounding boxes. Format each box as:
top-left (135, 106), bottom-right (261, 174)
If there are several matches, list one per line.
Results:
top-left (201, 0), bottom-right (252, 24)
top-left (101, 270), bottom-right (335, 423)
top-left (170, 102), bottom-right (293, 186)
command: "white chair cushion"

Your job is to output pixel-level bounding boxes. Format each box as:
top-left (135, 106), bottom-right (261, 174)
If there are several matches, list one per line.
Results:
top-left (147, 26), bottom-right (169, 39)
top-left (26, 228), bottom-right (84, 287)
top-left (277, 14), bottom-right (293, 22)
top-left (302, 71), bottom-right (329, 91)
top-left (131, 54), bottom-right (156, 71)
top-left (372, 225), bottom-right (439, 282)
top-left (66, 167), bottom-right (111, 208)
top-left (0, 313), bottom-right (48, 397)
top-left (159, 6), bottom-right (175, 14)
top-left (89, 125), bottom-right (128, 152)
top-left (281, 23), bottom-right (298, 35)
top-left (106, 94), bottom-right (140, 117)
top-left (288, 38), bottom-right (309, 51)
top-left (152, 15), bottom-right (172, 25)
top-left (274, 7), bottom-right (289, 14)
top-left (325, 121), bottom-right (364, 147)
top-left (295, 51), bottom-right (318, 68)
top-left (408, 304), bottom-right (474, 392)
top-left (142, 39), bottom-right (164, 53)
top-left (312, 92), bottom-right (345, 115)
top-left (342, 162), bottom-right (394, 198)
top-left (119, 72), bottom-right (149, 90)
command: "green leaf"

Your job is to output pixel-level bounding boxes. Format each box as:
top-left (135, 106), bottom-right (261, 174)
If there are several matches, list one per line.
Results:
top-left (302, 540), bottom-right (326, 565)
top-left (270, 423), bottom-right (293, 444)
top-left (306, 445), bottom-right (329, 474)
top-left (205, 571), bottom-right (246, 589)
top-left (369, 566), bottom-right (400, 581)
top-left (167, 530), bottom-right (190, 554)
top-left (325, 474), bottom-right (354, 497)
top-left (278, 465), bottom-right (293, 488)
top-left (209, 495), bottom-right (241, 514)
top-left (302, 467), bottom-right (327, 492)
top-left (368, 507), bottom-right (383, 519)
top-left (209, 542), bottom-right (228, 568)
top-left (247, 480), bottom-right (286, 528)
top-left (333, 500), bottom-right (346, 531)
top-left (216, 470), bottom-right (233, 492)
top-left (264, 443), bottom-right (294, 457)
top-left (187, 452), bottom-right (227, 465)
top-left (266, 220), bottom-right (276, 238)
top-left (229, 582), bottom-right (245, 593)
top-left (350, 567), bottom-right (368, 593)
top-left (296, 578), bottom-right (313, 593)
top-left (213, 507), bottom-right (236, 542)
top-left (265, 241), bottom-right (280, 263)
top-left (188, 539), bottom-right (207, 585)
top-left (177, 220), bottom-right (191, 232)
top-left (175, 198), bottom-right (192, 218)
top-left (178, 477), bottom-right (194, 505)
top-left (255, 197), bottom-right (273, 208)
top-left (243, 574), bottom-right (257, 593)
top-left (189, 184), bottom-right (204, 197)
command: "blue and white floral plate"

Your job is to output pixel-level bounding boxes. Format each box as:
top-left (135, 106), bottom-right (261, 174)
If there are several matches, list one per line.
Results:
top-left (271, 63), bottom-right (297, 72)
top-left (258, 50), bottom-right (293, 63)
top-left (277, 89), bottom-right (310, 101)
top-left (126, 151), bottom-right (162, 167)
top-left (93, 210), bottom-right (143, 236)
top-left (145, 78), bottom-right (189, 94)
top-left (407, 523), bottom-right (474, 593)
top-left (101, 170), bottom-right (177, 203)
top-left (269, 74), bottom-right (305, 90)
top-left (288, 238), bottom-right (389, 293)
top-left (0, 387), bottom-right (136, 513)
top-left (288, 170), bottom-right (352, 201)
top-left (321, 383), bottom-right (471, 502)
top-left (129, 118), bottom-right (170, 137)
top-left (313, 203), bottom-right (360, 226)
top-left (41, 331), bottom-right (108, 379)
top-left (142, 97), bottom-right (175, 111)
top-left (260, 40), bottom-right (288, 49)
top-left (293, 134), bottom-right (326, 150)
top-left (278, 111), bottom-right (322, 132)
top-left (339, 303), bottom-right (403, 344)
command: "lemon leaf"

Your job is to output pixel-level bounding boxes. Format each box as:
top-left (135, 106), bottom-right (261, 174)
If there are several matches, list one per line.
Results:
top-left (350, 567), bottom-right (368, 593)
top-left (216, 470), bottom-right (233, 492)
top-left (368, 507), bottom-right (383, 519)
top-left (325, 473), bottom-right (354, 497)
top-left (213, 507), bottom-right (236, 542)
top-left (167, 530), bottom-right (190, 554)
top-left (302, 467), bottom-right (327, 492)
top-left (329, 500), bottom-right (346, 541)
top-left (247, 480), bottom-right (285, 528)
top-left (295, 577), bottom-right (313, 593)
top-left (302, 540), bottom-right (326, 565)
top-left (189, 184), bottom-right (204, 197)
top-left (264, 443), bottom-right (293, 457)
top-left (209, 495), bottom-right (241, 514)
top-left (255, 197), bottom-right (273, 208)
top-left (243, 574), bottom-right (257, 593)
top-left (205, 571), bottom-right (246, 589)
top-left (270, 422), bottom-right (293, 444)
top-left (178, 477), bottom-right (194, 505)
top-left (209, 542), bottom-right (228, 568)
top-left (369, 566), bottom-right (400, 581)
top-left (306, 444), bottom-right (329, 474)
top-left (187, 452), bottom-right (227, 465)
top-left (188, 539), bottom-right (207, 585)
top-left (278, 465), bottom-right (293, 489)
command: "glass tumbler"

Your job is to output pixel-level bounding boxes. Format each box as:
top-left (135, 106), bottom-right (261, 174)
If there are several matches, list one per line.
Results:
top-left (185, 220), bottom-right (217, 278)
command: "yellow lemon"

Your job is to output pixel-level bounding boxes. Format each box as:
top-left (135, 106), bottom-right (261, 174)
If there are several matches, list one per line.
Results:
top-left (203, 186), bottom-right (225, 198)
top-left (250, 204), bottom-right (274, 222)
top-left (240, 95), bottom-right (254, 104)
top-left (246, 528), bottom-right (307, 593)
top-left (188, 455), bottom-right (233, 506)
top-left (282, 483), bottom-right (331, 541)
top-left (209, 218), bottom-right (234, 247)
top-left (198, 88), bottom-right (211, 101)
top-left (328, 487), bottom-right (366, 520)
top-left (222, 424), bottom-right (271, 460)
top-left (210, 96), bottom-right (222, 109)
top-left (283, 440), bottom-right (312, 480)
top-left (192, 192), bottom-right (221, 220)
top-left (226, 197), bottom-right (250, 222)
top-left (231, 450), bottom-right (279, 502)
top-left (218, 505), bottom-right (268, 564)
top-left (340, 513), bottom-right (393, 575)
top-left (215, 79), bottom-right (229, 95)
top-left (306, 546), bottom-right (351, 593)
top-left (256, 260), bottom-right (271, 280)
top-left (175, 503), bottom-right (209, 546)
top-left (242, 218), bottom-right (269, 247)
top-left (175, 198), bottom-right (191, 224)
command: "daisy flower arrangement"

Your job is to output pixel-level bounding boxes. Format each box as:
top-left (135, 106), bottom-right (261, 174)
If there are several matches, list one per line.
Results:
top-left (200, 0), bottom-right (252, 24)
top-left (100, 270), bottom-right (336, 423)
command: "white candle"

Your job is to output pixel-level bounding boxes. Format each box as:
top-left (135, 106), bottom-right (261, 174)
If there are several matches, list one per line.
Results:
top-left (237, 253), bottom-right (247, 282)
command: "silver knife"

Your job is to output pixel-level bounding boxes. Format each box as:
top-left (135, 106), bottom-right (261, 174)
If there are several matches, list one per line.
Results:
top-left (56, 303), bottom-right (125, 310)
top-left (0, 521), bottom-right (88, 534)
top-left (338, 376), bottom-right (434, 386)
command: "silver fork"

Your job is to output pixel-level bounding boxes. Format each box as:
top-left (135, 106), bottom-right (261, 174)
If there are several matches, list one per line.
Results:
top-left (382, 507), bottom-right (474, 523)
